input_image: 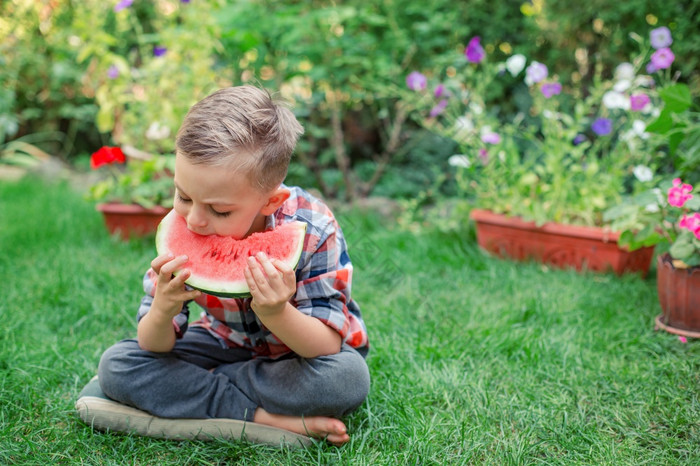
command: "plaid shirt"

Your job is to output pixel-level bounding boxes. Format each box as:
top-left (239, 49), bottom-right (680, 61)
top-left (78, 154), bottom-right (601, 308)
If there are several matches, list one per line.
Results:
top-left (138, 186), bottom-right (369, 359)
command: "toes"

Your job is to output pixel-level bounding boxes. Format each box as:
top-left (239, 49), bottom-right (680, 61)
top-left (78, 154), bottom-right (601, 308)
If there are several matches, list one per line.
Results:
top-left (325, 432), bottom-right (350, 446)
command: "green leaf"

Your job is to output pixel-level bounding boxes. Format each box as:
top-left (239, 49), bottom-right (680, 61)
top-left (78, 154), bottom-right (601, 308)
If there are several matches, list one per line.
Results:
top-left (685, 196), bottom-right (700, 210)
top-left (659, 84), bottom-right (692, 113)
top-left (645, 109), bottom-right (673, 134)
top-left (669, 234), bottom-right (694, 260)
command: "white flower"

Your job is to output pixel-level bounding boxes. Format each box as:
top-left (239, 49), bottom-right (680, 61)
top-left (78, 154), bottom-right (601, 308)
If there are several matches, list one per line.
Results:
top-left (505, 54), bottom-right (527, 77)
top-left (145, 121), bottom-right (171, 140)
top-left (455, 116), bottom-right (474, 132)
top-left (633, 165), bottom-right (653, 182)
top-left (644, 203), bottom-right (660, 213)
top-left (632, 120), bottom-right (649, 139)
top-left (614, 62), bottom-right (635, 81)
top-left (613, 79), bottom-right (631, 92)
top-left (602, 91), bottom-right (629, 110)
top-left (634, 75), bottom-right (655, 88)
top-left (469, 102), bottom-right (484, 115)
top-left (452, 116), bottom-right (475, 143)
top-left (448, 154), bottom-right (471, 168)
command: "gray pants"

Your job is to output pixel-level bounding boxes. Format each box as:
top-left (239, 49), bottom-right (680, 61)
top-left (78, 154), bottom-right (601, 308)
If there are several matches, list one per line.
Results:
top-left (98, 327), bottom-right (370, 422)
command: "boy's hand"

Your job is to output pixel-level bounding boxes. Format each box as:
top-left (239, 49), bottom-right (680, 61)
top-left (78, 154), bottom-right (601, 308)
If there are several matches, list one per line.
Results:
top-left (150, 254), bottom-right (201, 319)
top-left (245, 252), bottom-right (296, 317)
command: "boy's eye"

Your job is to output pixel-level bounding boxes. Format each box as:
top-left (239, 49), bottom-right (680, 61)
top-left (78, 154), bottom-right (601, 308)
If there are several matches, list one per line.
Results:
top-left (176, 192), bottom-right (191, 203)
top-left (211, 209), bottom-right (232, 218)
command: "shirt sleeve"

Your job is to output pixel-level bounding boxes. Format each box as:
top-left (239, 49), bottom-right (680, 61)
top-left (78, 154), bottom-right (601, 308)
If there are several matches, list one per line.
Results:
top-left (293, 219), bottom-right (355, 343)
top-left (137, 268), bottom-right (190, 339)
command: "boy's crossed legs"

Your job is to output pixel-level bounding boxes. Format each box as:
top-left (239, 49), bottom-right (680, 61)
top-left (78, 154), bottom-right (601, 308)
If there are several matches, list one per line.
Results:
top-left (98, 328), bottom-right (369, 445)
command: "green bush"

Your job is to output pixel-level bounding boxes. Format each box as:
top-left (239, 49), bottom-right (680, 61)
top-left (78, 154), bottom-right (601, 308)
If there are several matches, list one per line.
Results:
top-left (2, 0), bottom-right (697, 200)
top-left (0, 1), bottom-right (99, 156)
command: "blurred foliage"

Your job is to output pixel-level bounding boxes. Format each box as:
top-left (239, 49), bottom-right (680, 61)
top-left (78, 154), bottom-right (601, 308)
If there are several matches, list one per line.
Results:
top-left (1, 0), bottom-right (698, 200)
top-left (0, 0), bottom-right (100, 158)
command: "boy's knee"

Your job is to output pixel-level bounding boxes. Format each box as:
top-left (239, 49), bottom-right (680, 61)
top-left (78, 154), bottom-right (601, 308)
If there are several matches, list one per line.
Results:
top-left (312, 346), bottom-right (370, 415)
top-left (97, 339), bottom-right (140, 398)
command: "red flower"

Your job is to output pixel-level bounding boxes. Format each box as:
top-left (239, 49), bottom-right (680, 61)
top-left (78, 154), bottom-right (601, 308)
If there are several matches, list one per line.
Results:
top-left (90, 146), bottom-right (126, 170)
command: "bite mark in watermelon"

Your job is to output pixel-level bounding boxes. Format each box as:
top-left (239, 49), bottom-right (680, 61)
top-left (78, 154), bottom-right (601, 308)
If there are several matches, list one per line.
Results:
top-left (155, 210), bottom-right (306, 298)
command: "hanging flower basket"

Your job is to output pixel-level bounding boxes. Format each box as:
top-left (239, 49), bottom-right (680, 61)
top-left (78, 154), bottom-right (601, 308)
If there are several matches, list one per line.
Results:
top-left (470, 209), bottom-right (655, 276)
top-left (97, 203), bottom-right (170, 239)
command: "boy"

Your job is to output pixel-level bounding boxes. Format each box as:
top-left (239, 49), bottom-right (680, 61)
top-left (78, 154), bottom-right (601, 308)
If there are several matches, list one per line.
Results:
top-left (97, 86), bottom-right (370, 446)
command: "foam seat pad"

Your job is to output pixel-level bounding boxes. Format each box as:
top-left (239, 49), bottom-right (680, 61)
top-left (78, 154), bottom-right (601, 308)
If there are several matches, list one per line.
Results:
top-left (75, 376), bottom-right (312, 448)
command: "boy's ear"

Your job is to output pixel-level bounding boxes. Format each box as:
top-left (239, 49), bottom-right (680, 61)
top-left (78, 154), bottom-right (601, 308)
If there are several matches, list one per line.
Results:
top-left (260, 187), bottom-right (290, 215)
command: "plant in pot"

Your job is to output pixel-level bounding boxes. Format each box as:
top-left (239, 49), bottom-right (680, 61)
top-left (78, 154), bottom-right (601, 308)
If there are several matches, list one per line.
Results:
top-left (401, 27), bottom-right (681, 276)
top-left (86, 146), bottom-right (175, 238)
top-left (604, 79), bottom-right (700, 336)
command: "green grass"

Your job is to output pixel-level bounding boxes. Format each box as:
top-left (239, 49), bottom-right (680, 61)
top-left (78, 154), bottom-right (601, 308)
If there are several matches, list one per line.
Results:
top-left (1, 177), bottom-right (698, 465)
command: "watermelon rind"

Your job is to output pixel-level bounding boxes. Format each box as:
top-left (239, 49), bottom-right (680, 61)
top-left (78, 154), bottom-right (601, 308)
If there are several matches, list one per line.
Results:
top-left (155, 210), bottom-right (307, 298)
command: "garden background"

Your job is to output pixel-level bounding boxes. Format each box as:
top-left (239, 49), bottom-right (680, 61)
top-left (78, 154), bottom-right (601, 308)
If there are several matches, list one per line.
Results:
top-left (1, 0), bottom-right (699, 464)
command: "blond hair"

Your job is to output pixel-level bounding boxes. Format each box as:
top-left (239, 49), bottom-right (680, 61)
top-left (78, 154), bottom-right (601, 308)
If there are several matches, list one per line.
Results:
top-left (175, 86), bottom-right (304, 192)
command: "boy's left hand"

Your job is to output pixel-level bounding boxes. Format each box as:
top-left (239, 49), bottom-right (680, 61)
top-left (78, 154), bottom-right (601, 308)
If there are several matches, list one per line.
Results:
top-left (245, 252), bottom-right (296, 317)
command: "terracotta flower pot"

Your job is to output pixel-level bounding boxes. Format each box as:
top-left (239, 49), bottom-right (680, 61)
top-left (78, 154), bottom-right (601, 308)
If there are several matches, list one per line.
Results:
top-left (97, 203), bottom-right (170, 239)
top-left (470, 209), bottom-right (655, 276)
top-left (655, 253), bottom-right (700, 338)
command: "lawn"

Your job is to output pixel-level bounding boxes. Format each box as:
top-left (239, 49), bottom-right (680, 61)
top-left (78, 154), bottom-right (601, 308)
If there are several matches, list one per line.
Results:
top-left (1, 177), bottom-right (698, 465)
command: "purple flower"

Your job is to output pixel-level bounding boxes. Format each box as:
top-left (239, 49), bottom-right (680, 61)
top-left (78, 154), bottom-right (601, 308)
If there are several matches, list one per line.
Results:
top-left (153, 45), bottom-right (168, 57)
top-left (650, 26), bottom-right (672, 49)
top-left (107, 65), bottom-right (120, 79)
top-left (650, 47), bottom-right (674, 70)
top-left (465, 36), bottom-right (485, 64)
top-left (478, 148), bottom-right (489, 164)
top-left (481, 132), bottom-right (501, 144)
top-left (406, 71), bottom-right (427, 91)
top-left (429, 99), bottom-right (449, 117)
top-left (540, 82), bottom-right (562, 98)
top-left (525, 61), bottom-right (548, 85)
top-left (573, 134), bottom-right (587, 146)
top-left (114, 0), bottom-right (133, 12)
top-left (434, 84), bottom-right (449, 98)
top-left (181, 0), bottom-right (191, 3)
top-left (630, 93), bottom-right (651, 112)
top-left (591, 117), bottom-right (613, 136)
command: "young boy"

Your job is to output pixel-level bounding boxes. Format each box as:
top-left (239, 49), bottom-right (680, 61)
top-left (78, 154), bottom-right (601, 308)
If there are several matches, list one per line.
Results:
top-left (97, 86), bottom-right (370, 446)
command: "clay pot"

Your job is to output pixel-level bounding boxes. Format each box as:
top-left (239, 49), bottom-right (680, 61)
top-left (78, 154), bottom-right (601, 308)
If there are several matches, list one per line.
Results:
top-left (470, 209), bottom-right (655, 276)
top-left (655, 253), bottom-right (700, 338)
top-left (97, 203), bottom-right (170, 239)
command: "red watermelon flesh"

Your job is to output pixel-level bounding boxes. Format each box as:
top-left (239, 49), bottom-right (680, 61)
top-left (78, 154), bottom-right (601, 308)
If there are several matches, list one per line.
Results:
top-left (155, 210), bottom-right (306, 297)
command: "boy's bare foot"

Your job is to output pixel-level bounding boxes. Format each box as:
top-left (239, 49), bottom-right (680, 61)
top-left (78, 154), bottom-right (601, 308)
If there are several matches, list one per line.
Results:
top-left (253, 408), bottom-right (350, 445)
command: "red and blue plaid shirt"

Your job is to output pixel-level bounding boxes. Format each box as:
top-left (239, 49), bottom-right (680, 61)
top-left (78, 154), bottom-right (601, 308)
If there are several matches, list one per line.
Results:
top-left (138, 186), bottom-right (369, 359)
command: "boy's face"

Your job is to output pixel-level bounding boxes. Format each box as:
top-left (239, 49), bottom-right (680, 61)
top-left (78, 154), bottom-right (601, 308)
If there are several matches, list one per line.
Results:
top-left (173, 154), bottom-right (283, 239)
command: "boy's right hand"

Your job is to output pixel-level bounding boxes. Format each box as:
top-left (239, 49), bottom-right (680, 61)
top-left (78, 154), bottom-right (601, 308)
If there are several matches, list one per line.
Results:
top-left (150, 254), bottom-right (201, 319)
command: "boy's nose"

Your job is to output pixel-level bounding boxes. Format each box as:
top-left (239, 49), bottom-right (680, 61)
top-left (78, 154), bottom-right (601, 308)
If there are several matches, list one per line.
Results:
top-left (186, 207), bottom-right (207, 229)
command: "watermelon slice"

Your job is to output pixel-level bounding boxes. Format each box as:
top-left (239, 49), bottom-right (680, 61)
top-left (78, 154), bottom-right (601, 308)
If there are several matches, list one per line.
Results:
top-left (155, 210), bottom-right (306, 298)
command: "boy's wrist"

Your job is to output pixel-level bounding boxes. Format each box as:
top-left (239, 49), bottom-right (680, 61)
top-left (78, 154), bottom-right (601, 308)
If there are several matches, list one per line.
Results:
top-left (146, 302), bottom-right (179, 325)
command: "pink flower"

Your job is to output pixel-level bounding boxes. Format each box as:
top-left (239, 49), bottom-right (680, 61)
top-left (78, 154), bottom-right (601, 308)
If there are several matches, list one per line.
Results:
top-left (679, 213), bottom-right (700, 240)
top-left (668, 178), bottom-right (693, 207)
top-left (429, 99), bottom-right (449, 117)
top-left (478, 148), bottom-right (489, 164)
top-left (406, 71), bottom-right (427, 91)
top-left (434, 84), bottom-right (449, 98)
top-left (540, 82), bottom-right (562, 98)
top-left (465, 36), bottom-right (485, 64)
top-left (679, 336), bottom-right (688, 343)
top-left (630, 93), bottom-right (651, 111)
top-left (481, 132), bottom-right (501, 144)
top-left (650, 47), bottom-right (675, 70)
